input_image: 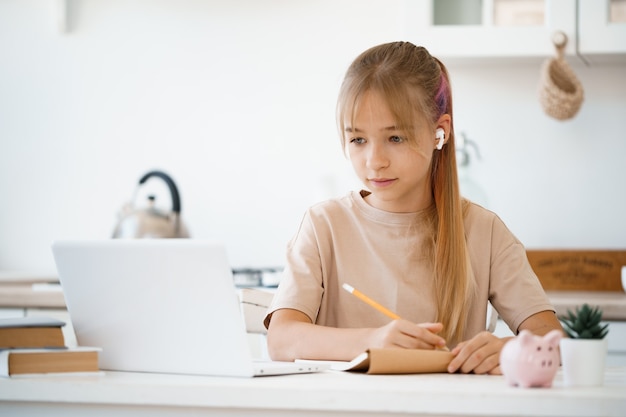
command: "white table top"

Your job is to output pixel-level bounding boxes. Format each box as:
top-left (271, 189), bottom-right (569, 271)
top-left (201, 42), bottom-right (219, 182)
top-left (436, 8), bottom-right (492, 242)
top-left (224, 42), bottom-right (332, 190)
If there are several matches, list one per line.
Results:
top-left (1, 367), bottom-right (625, 417)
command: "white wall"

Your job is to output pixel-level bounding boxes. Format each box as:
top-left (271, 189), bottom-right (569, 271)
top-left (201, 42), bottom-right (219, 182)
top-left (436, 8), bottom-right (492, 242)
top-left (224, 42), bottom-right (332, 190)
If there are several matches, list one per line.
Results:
top-left (450, 61), bottom-right (626, 250)
top-left (1, 0), bottom-right (625, 274)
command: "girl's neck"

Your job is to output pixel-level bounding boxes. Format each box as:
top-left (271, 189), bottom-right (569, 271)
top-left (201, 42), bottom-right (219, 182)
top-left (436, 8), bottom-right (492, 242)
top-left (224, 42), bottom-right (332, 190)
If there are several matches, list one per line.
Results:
top-left (360, 190), bottom-right (434, 213)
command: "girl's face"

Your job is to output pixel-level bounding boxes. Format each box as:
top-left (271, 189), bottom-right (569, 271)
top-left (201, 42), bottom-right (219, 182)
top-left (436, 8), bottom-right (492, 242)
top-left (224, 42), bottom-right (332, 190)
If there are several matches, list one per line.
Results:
top-left (344, 90), bottom-right (435, 213)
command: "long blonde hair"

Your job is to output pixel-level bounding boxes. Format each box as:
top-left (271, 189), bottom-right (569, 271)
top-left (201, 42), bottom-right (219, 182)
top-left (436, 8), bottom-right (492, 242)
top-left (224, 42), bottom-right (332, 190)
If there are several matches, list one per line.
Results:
top-left (337, 42), bottom-right (475, 344)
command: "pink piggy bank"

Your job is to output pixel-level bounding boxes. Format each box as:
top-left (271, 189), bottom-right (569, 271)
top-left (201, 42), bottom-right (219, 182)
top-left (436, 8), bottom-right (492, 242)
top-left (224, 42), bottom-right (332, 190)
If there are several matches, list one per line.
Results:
top-left (500, 329), bottom-right (562, 388)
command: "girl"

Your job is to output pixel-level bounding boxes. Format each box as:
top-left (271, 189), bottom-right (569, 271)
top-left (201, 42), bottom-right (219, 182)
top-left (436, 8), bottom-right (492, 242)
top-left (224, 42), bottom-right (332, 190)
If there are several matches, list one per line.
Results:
top-left (264, 41), bottom-right (562, 374)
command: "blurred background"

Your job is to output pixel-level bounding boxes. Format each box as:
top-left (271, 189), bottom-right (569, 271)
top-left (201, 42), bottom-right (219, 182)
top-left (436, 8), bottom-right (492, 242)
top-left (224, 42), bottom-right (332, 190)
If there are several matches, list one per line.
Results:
top-left (1, 0), bottom-right (625, 273)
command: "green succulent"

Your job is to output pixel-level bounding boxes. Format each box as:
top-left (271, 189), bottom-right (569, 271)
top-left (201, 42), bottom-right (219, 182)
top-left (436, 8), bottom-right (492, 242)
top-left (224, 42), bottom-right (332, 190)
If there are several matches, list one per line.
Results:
top-left (560, 303), bottom-right (609, 339)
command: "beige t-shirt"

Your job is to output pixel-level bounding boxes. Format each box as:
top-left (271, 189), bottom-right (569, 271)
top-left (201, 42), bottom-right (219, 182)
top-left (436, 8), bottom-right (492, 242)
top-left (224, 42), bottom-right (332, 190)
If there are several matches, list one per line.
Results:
top-left (265, 191), bottom-right (553, 346)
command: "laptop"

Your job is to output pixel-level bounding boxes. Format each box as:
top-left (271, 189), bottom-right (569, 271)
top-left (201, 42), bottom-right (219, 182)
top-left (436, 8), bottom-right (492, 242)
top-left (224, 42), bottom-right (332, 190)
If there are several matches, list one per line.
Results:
top-left (51, 239), bottom-right (327, 377)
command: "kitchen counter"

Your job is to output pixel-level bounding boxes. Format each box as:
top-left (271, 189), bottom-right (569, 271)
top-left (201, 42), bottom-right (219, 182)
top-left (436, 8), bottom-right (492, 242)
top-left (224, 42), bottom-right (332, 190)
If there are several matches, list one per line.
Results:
top-left (547, 291), bottom-right (626, 321)
top-left (2, 273), bottom-right (625, 366)
top-left (1, 273), bottom-right (626, 319)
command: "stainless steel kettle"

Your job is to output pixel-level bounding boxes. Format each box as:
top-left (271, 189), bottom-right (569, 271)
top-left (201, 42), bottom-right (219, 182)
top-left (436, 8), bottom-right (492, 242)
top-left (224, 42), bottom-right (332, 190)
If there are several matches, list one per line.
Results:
top-left (112, 170), bottom-right (190, 239)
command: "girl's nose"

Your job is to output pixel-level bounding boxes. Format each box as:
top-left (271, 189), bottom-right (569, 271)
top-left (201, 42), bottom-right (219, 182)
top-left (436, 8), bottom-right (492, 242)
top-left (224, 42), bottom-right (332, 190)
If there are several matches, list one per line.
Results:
top-left (366, 143), bottom-right (389, 170)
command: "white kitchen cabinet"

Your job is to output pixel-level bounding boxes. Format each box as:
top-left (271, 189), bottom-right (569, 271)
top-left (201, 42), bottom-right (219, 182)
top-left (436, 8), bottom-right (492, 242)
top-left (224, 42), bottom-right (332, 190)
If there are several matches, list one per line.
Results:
top-left (405, 0), bottom-right (626, 61)
top-left (406, 0), bottom-right (577, 59)
top-left (578, 0), bottom-right (626, 60)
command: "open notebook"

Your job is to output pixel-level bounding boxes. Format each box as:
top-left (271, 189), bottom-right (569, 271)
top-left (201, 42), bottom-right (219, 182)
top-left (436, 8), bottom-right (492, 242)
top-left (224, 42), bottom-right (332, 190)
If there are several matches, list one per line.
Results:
top-left (298, 348), bottom-right (454, 374)
top-left (52, 239), bottom-right (326, 377)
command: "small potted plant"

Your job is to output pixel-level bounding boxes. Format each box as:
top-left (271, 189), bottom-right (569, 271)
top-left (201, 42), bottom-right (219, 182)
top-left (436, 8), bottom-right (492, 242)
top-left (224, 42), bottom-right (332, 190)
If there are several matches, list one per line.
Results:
top-left (559, 303), bottom-right (610, 386)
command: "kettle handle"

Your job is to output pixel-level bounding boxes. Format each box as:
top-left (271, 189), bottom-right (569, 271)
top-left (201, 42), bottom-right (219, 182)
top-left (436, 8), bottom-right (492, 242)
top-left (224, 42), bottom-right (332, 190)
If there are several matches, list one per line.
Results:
top-left (138, 170), bottom-right (182, 214)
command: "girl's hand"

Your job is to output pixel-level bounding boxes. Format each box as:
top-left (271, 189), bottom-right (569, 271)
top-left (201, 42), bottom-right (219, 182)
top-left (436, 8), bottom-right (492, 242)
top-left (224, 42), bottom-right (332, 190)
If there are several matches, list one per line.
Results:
top-left (369, 319), bottom-right (447, 350)
top-left (447, 331), bottom-right (511, 374)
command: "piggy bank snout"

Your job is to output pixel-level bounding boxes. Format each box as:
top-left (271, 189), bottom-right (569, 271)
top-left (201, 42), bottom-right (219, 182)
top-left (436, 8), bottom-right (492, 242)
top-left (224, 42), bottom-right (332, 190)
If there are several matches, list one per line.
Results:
top-left (500, 330), bottom-right (562, 388)
top-left (533, 344), bottom-right (558, 367)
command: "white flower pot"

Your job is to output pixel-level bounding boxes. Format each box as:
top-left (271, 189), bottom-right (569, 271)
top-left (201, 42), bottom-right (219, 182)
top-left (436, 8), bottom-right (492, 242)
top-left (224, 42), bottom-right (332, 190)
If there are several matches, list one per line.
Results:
top-left (559, 338), bottom-right (608, 387)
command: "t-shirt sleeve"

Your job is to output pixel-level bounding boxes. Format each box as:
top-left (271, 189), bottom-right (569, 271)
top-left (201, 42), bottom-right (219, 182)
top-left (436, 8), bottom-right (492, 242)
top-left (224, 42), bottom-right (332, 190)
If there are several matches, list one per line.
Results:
top-left (487, 214), bottom-right (555, 334)
top-left (263, 210), bottom-right (325, 329)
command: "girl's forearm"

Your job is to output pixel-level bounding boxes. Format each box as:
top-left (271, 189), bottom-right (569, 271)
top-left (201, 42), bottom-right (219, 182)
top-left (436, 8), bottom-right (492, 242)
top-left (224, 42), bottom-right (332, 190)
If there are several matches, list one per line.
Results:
top-left (267, 315), bottom-right (374, 362)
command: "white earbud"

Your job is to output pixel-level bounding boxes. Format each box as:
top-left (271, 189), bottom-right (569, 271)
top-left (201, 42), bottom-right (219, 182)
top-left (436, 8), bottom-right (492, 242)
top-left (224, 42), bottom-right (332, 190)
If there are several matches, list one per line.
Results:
top-left (435, 128), bottom-right (445, 150)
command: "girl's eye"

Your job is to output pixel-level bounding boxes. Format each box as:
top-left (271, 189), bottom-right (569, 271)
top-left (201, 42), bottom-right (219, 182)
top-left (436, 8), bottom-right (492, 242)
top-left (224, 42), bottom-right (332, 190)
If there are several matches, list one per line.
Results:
top-left (390, 135), bottom-right (404, 143)
top-left (350, 137), bottom-right (366, 145)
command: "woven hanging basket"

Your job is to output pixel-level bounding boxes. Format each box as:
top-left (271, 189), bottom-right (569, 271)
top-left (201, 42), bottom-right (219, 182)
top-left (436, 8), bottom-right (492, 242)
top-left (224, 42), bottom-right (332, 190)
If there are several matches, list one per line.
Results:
top-left (539, 32), bottom-right (584, 121)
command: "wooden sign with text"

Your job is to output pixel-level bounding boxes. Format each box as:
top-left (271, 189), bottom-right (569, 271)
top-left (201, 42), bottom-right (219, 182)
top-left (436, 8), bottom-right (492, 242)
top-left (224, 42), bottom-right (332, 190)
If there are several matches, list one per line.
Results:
top-left (526, 250), bottom-right (626, 292)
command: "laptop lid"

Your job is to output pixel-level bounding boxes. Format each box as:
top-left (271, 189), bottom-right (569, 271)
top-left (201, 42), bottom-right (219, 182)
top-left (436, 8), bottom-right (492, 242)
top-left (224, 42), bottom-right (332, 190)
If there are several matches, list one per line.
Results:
top-left (52, 239), bottom-right (319, 377)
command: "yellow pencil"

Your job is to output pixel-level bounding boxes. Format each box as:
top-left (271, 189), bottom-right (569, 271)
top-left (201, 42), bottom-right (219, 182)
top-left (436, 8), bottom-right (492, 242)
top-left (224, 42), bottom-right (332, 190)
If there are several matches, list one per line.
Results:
top-left (342, 283), bottom-right (400, 320)
top-left (342, 283), bottom-right (449, 351)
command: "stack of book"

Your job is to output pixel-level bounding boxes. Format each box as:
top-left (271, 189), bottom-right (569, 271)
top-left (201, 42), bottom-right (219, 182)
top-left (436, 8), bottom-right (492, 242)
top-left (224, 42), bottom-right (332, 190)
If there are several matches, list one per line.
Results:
top-left (0, 316), bottom-right (100, 377)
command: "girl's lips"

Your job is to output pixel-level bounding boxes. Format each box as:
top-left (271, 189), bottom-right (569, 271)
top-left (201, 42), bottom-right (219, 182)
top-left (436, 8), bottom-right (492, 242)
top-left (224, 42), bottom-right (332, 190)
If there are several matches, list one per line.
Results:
top-left (368, 178), bottom-right (396, 188)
